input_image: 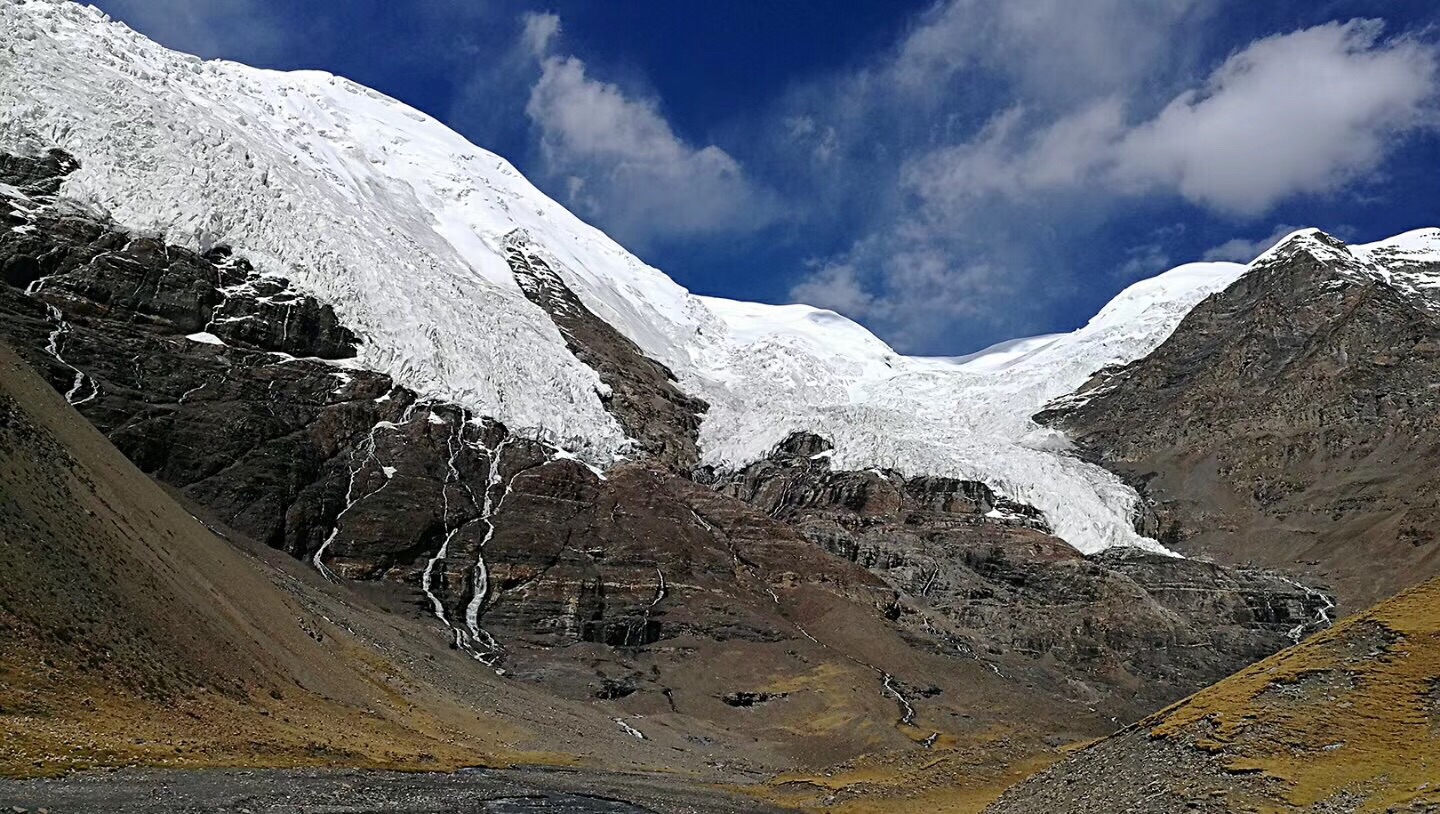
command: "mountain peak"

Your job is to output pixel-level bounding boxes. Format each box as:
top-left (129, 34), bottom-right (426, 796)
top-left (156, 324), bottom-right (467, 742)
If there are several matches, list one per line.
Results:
top-left (3, 1), bottom-right (1434, 560)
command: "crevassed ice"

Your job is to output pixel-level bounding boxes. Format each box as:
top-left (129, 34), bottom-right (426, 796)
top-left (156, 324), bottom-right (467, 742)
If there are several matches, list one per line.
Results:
top-left (0, 0), bottom-right (1252, 554)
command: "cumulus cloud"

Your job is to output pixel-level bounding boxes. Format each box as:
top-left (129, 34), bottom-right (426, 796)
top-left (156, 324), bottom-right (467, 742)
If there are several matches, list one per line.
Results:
top-left (1116, 20), bottom-right (1438, 213)
top-left (521, 13), bottom-right (779, 249)
top-left (902, 101), bottom-right (1127, 210)
top-left (787, 14), bottom-right (1439, 352)
top-left (907, 20), bottom-right (1438, 214)
top-left (778, 0), bottom-right (1222, 351)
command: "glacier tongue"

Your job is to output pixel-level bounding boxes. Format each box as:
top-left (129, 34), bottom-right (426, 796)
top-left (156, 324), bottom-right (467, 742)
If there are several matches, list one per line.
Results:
top-left (690, 263), bottom-right (1247, 553)
top-left (0, 0), bottom-right (1249, 555)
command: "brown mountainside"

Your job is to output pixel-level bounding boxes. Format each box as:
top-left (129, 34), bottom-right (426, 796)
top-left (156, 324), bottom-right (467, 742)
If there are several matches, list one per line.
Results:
top-left (0, 337), bottom-right (596, 776)
top-left (987, 573), bottom-right (1440, 813)
top-left (1041, 229), bottom-right (1440, 609)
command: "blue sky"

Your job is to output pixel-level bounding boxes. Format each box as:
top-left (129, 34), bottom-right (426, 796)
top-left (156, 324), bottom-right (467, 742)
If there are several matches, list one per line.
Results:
top-left (90, 0), bottom-right (1440, 355)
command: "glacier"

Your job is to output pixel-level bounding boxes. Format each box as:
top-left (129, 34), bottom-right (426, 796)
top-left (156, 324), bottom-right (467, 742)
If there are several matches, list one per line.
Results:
top-left (0, 0), bottom-right (1260, 554)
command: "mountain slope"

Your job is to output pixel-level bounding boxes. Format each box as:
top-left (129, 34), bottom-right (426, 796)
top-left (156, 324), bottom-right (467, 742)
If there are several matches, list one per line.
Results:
top-left (0, 0), bottom-right (1248, 555)
top-left (0, 324), bottom-right (908, 807)
top-left (11, 4), bottom-right (1440, 810)
top-left (0, 144), bottom-right (1347, 811)
top-left (1041, 228), bottom-right (1440, 607)
top-left (0, 337), bottom-right (576, 776)
top-left (987, 573), bottom-right (1440, 813)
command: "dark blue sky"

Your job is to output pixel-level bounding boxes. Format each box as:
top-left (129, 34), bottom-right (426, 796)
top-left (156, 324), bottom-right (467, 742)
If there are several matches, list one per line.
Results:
top-left (92, 0), bottom-right (1440, 355)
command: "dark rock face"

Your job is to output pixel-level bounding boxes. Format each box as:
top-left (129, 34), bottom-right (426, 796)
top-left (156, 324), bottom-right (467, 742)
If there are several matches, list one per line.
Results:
top-left (476, 458), bottom-right (893, 655)
top-left (2, 167), bottom-right (414, 564)
top-left (0, 148), bottom-right (79, 197)
top-left (0, 154), bottom-right (884, 676)
top-left (722, 691), bottom-right (787, 707)
top-left (714, 432), bottom-right (1050, 538)
top-left (0, 148), bottom-right (1343, 739)
top-left (1039, 231), bottom-right (1440, 608)
top-left (712, 433), bottom-right (1336, 718)
top-left (201, 247), bottom-right (360, 360)
top-left (504, 231), bottom-right (708, 471)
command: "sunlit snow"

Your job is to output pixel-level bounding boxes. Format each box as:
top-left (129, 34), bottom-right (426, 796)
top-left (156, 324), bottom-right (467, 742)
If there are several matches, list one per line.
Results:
top-left (0, 0), bottom-right (1268, 554)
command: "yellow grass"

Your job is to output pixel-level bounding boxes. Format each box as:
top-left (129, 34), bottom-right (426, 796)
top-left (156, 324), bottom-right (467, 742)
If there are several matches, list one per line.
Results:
top-left (1146, 577), bottom-right (1440, 811)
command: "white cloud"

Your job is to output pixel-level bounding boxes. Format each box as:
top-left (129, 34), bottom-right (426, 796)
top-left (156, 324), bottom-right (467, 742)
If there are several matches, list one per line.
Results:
top-left (785, 11), bottom-right (1439, 352)
top-left (1115, 20), bottom-right (1438, 213)
top-left (779, 0), bottom-right (1218, 350)
top-left (894, 0), bottom-right (1212, 101)
top-left (903, 101), bottom-right (1127, 210)
top-left (521, 13), bottom-right (779, 248)
top-left (906, 20), bottom-right (1438, 215)
top-left (774, 0), bottom-right (1211, 188)
top-left (784, 116), bottom-right (839, 165)
top-left (520, 11), bottom-right (560, 58)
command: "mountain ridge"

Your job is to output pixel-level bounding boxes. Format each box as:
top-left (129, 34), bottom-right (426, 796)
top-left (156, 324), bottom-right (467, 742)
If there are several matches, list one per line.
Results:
top-left (0, 0), bottom-right (1287, 556)
top-left (1040, 226), bottom-right (1440, 608)
top-left (5, 4), bottom-right (1440, 811)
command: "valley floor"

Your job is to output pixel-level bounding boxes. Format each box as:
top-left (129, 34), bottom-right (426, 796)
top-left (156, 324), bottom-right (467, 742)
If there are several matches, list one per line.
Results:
top-left (0, 766), bottom-right (781, 814)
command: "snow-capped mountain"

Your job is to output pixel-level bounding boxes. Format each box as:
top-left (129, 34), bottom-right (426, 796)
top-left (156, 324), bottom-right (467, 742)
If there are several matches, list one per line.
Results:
top-left (9, 0), bottom-right (1431, 556)
top-left (1262, 226), bottom-right (1440, 304)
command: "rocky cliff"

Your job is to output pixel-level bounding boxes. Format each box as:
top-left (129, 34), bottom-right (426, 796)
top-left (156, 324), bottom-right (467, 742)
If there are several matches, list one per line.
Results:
top-left (0, 148), bottom-right (1355, 806)
top-left (1040, 229), bottom-right (1440, 609)
top-left (710, 432), bottom-right (1336, 720)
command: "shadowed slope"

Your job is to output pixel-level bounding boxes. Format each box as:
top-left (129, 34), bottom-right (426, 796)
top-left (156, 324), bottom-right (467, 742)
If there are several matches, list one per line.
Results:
top-left (0, 337), bottom-right (659, 778)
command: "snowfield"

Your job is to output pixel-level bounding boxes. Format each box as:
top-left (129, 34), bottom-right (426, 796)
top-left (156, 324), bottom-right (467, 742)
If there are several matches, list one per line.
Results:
top-left (0, 0), bottom-right (1291, 554)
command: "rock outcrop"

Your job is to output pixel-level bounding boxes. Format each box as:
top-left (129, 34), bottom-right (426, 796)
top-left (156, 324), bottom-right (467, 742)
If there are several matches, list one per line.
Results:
top-left (1040, 230), bottom-right (1440, 608)
top-left (504, 231), bottom-right (708, 471)
top-left (710, 432), bottom-right (1337, 719)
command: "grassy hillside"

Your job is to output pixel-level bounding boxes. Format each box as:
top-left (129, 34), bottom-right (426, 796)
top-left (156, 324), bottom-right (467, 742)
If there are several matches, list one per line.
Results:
top-left (988, 573), bottom-right (1440, 812)
top-left (0, 338), bottom-right (645, 777)
top-left (1145, 575), bottom-right (1440, 810)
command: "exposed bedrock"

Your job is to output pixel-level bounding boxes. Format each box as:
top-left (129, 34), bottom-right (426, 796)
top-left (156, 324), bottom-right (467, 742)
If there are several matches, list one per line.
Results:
top-left (504, 230), bottom-right (708, 471)
top-left (1039, 230), bottom-right (1440, 608)
top-left (707, 431), bottom-right (1335, 718)
top-left (0, 149), bottom-right (1333, 727)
